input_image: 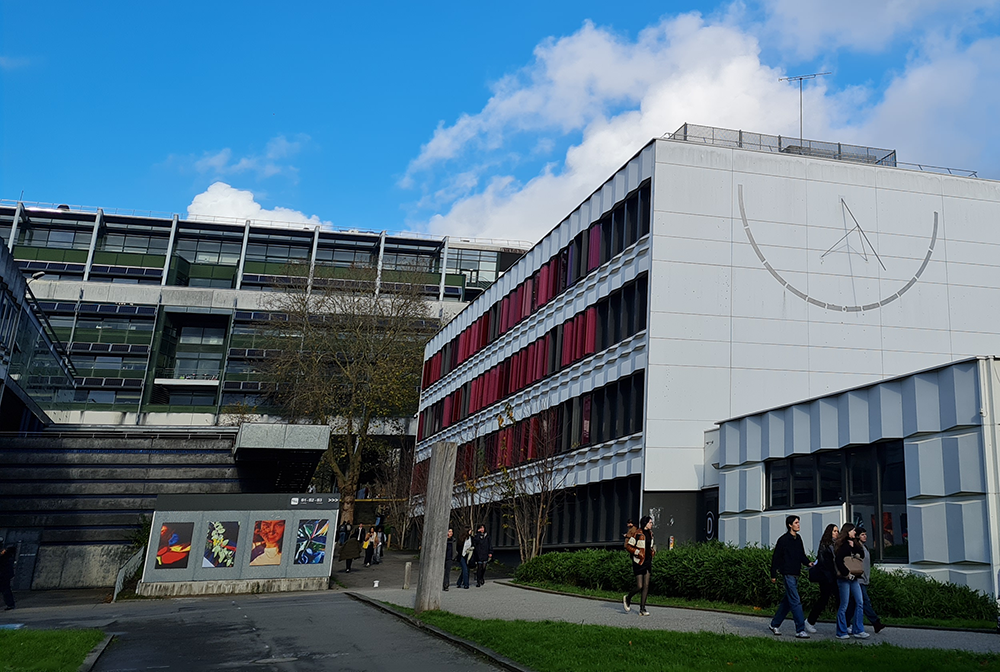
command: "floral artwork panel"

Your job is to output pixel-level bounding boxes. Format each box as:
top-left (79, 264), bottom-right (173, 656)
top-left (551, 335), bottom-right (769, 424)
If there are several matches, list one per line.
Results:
top-left (155, 522), bottom-right (194, 569)
top-left (203, 521), bottom-right (240, 568)
top-left (294, 519), bottom-right (329, 565)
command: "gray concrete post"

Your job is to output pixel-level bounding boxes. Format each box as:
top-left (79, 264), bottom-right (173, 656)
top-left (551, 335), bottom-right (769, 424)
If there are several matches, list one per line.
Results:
top-left (403, 561), bottom-right (411, 589)
top-left (414, 441), bottom-right (457, 614)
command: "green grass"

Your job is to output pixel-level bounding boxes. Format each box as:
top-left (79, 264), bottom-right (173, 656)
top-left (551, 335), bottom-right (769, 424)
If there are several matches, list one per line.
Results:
top-left (515, 579), bottom-right (997, 631)
top-left (401, 609), bottom-right (1000, 672)
top-left (0, 629), bottom-right (105, 672)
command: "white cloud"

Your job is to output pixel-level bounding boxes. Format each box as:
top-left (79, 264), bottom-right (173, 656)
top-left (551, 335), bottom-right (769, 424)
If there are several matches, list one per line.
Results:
top-left (405, 8), bottom-right (1000, 244)
top-left (759, 0), bottom-right (1000, 57)
top-left (190, 134), bottom-right (309, 180)
top-left (187, 182), bottom-right (330, 229)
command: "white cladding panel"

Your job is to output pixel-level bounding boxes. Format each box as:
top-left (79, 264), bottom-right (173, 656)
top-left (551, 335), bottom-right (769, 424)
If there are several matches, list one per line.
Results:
top-left (645, 138), bottom-right (1000, 491)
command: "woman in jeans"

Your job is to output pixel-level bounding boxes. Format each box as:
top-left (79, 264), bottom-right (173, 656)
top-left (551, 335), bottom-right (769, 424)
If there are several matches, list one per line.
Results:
top-left (806, 524), bottom-right (839, 632)
top-left (834, 523), bottom-right (868, 639)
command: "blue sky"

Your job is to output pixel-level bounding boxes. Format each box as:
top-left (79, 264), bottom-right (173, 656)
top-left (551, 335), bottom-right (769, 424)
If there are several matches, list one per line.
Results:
top-left (3, 1), bottom-right (1000, 243)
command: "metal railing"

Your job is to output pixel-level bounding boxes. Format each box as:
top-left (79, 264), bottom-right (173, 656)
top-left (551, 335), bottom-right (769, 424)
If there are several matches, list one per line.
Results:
top-left (154, 368), bottom-right (221, 381)
top-left (664, 123), bottom-right (978, 177)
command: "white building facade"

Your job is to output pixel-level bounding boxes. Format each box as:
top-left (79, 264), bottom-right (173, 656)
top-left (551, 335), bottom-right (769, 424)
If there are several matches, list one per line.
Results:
top-left (415, 124), bottom-right (1000, 560)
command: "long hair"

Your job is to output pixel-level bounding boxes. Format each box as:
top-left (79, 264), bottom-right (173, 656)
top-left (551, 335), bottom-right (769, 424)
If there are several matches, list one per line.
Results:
top-left (819, 524), bottom-right (838, 547)
top-left (639, 515), bottom-right (652, 530)
top-left (834, 523), bottom-right (856, 552)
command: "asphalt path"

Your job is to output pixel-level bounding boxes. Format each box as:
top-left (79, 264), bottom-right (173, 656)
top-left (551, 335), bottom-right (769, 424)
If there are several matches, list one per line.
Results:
top-left (1, 590), bottom-right (504, 672)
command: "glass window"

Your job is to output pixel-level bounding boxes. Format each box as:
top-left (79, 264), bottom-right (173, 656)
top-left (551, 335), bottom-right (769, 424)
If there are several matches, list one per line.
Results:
top-left (791, 456), bottom-right (816, 506)
top-left (818, 453), bottom-right (844, 504)
top-left (769, 461), bottom-right (789, 508)
top-left (879, 442), bottom-right (908, 561)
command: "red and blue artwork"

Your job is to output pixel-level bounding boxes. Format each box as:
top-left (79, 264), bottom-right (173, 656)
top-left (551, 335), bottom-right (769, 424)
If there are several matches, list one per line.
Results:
top-left (294, 519), bottom-right (329, 565)
top-left (203, 521), bottom-right (240, 568)
top-left (156, 522), bottom-right (193, 569)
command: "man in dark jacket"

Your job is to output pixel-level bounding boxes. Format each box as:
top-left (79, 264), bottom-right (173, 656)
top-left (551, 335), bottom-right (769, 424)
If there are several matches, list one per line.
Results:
top-left (471, 524), bottom-right (492, 587)
top-left (768, 515), bottom-right (813, 638)
top-left (0, 543), bottom-right (15, 610)
top-left (443, 528), bottom-right (455, 591)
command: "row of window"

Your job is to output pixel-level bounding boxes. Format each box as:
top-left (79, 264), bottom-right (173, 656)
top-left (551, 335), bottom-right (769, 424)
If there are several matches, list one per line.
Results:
top-left (413, 370), bottom-right (646, 495)
top-left (766, 442), bottom-right (908, 562)
top-left (423, 181), bottom-right (650, 388)
top-left (419, 274), bottom-right (648, 440)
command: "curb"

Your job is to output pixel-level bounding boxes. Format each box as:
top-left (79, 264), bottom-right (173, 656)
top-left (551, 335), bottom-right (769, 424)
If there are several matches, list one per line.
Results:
top-left (497, 580), bottom-right (997, 635)
top-left (78, 633), bottom-right (115, 672)
top-left (345, 591), bottom-right (534, 672)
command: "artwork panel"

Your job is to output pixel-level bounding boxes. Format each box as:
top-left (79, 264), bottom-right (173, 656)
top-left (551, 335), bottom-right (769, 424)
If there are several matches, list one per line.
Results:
top-left (249, 519), bottom-right (286, 566)
top-left (155, 522), bottom-right (193, 569)
top-left (203, 521), bottom-right (240, 568)
top-left (294, 518), bottom-right (329, 565)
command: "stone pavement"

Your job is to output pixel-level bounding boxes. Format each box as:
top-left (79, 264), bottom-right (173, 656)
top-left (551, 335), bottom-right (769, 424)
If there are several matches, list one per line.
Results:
top-left (348, 551), bottom-right (1000, 655)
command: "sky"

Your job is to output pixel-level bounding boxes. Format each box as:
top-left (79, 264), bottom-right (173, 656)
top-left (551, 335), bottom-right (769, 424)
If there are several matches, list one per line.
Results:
top-left (3, 1), bottom-right (1000, 245)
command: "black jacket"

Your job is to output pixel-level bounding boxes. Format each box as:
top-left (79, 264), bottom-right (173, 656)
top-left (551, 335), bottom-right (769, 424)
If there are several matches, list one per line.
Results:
top-left (471, 532), bottom-right (492, 562)
top-left (815, 542), bottom-right (836, 582)
top-left (770, 532), bottom-right (810, 578)
top-left (445, 536), bottom-right (455, 562)
top-left (835, 539), bottom-right (865, 578)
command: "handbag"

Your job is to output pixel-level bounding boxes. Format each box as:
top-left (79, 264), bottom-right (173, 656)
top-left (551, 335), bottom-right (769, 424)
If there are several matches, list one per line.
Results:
top-left (843, 554), bottom-right (864, 576)
top-left (362, 540), bottom-right (369, 549)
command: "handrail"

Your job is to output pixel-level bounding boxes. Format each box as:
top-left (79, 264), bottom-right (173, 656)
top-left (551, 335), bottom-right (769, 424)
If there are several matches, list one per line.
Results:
top-left (112, 546), bottom-right (145, 602)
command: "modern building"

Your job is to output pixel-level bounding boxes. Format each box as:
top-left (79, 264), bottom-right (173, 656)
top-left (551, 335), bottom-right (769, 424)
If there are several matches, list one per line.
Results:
top-left (414, 123), bottom-right (1000, 577)
top-left (0, 202), bottom-right (529, 426)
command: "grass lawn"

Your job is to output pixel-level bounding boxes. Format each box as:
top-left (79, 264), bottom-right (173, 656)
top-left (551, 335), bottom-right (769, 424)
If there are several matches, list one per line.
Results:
top-left (515, 580), bottom-right (997, 631)
top-left (404, 609), bottom-right (1000, 672)
top-left (0, 629), bottom-right (105, 672)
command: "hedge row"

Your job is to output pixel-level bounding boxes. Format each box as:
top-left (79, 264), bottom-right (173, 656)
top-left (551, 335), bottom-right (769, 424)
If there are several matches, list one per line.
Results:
top-left (513, 543), bottom-right (997, 622)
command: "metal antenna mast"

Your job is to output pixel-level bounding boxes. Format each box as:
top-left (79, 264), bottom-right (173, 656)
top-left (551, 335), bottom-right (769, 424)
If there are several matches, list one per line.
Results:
top-left (778, 72), bottom-right (831, 145)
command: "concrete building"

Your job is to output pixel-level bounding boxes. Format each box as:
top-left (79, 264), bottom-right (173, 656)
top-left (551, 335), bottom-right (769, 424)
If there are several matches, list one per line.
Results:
top-left (414, 123), bottom-right (1000, 573)
top-left (0, 201), bottom-right (529, 426)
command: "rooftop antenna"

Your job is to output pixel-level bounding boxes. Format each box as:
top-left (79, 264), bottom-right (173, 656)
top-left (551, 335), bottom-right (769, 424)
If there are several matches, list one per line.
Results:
top-left (778, 72), bottom-right (831, 146)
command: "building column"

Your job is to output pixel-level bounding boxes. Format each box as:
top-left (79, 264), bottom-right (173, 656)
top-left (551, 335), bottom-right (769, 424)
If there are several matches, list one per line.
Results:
top-left (8, 202), bottom-right (23, 252)
top-left (161, 214), bottom-right (179, 286)
top-left (415, 441), bottom-right (458, 614)
top-left (438, 237), bottom-right (449, 302)
top-left (235, 220), bottom-right (251, 290)
top-left (307, 225), bottom-right (320, 295)
top-left (82, 209), bottom-right (103, 282)
top-left (374, 231), bottom-right (386, 298)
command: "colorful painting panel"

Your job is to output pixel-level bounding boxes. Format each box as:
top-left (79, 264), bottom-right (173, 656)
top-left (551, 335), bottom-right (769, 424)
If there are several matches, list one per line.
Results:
top-left (249, 519), bottom-right (285, 566)
top-left (294, 519), bottom-right (329, 565)
top-left (203, 521), bottom-right (240, 568)
top-left (155, 522), bottom-right (194, 569)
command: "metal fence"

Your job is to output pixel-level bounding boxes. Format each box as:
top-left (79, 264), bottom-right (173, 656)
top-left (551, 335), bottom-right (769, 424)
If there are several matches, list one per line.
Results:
top-left (112, 546), bottom-right (145, 602)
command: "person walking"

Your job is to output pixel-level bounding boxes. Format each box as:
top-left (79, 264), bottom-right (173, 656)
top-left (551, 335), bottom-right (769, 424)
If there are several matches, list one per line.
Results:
top-left (443, 527), bottom-right (455, 591)
top-left (768, 514), bottom-right (814, 638)
top-left (339, 522), bottom-right (363, 573)
top-left (623, 515), bottom-right (655, 616)
top-left (458, 529), bottom-right (473, 589)
top-left (364, 526), bottom-right (377, 567)
top-left (471, 524), bottom-right (492, 587)
top-left (855, 527), bottom-right (885, 633)
top-left (805, 523), bottom-right (839, 632)
top-left (337, 521), bottom-right (349, 547)
top-left (834, 522), bottom-right (869, 639)
top-left (623, 519), bottom-right (637, 542)
top-left (0, 543), bottom-right (15, 611)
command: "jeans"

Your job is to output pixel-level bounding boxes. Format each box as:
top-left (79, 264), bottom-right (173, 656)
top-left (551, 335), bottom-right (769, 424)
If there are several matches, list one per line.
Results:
top-left (860, 583), bottom-right (880, 624)
top-left (837, 578), bottom-right (865, 636)
top-left (770, 574), bottom-right (806, 633)
top-left (459, 557), bottom-right (470, 588)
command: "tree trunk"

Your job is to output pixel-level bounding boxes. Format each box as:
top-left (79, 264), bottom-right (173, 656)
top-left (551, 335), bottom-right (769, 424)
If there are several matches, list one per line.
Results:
top-left (340, 491), bottom-right (356, 525)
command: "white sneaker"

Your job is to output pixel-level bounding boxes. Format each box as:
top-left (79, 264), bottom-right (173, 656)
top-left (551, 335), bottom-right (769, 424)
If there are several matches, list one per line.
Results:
top-left (768, 625), bottom-right (781, 636)
top-left (836, 634), bottom-right (850, 640)
top-left (804, 622), bottom-right (817, 634)
top-left (847, 626), bottom-right (853, 634)
top-left (622, 595), bottom-right (630, 613)
top-left (795, 631), bottom-right (810, 639)
top-left (639, 610), bottom-right (650, 617)
top-left (854, 631), bottom-right (870, 639)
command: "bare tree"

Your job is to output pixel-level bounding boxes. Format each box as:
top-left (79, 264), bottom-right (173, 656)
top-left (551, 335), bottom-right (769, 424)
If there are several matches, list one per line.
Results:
top-left (258, 264), bottom-right (437, 523)
top-left (372, 442), bottom-right (418, 549)
top-left (497, 400), bottom-right (568, 563)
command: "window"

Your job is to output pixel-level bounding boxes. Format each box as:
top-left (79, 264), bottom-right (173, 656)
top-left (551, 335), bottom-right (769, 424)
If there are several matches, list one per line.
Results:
top-left (766, 441), bottom-right (906, 562)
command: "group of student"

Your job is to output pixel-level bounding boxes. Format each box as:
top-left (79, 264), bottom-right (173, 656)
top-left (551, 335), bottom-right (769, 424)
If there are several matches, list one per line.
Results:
top-left (337, 522), bottom-right (385, 572)
top-left (769, 514), bottom-right (886, 639)
top-left (444, 525), bottom-right (493, 590)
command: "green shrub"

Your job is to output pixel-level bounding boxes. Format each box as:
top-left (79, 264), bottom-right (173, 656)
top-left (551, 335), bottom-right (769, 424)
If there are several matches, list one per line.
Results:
top-left (513, 542), bottom-right (997, 623)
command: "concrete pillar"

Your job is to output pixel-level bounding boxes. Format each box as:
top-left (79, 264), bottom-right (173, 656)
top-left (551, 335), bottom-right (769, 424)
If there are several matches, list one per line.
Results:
top-left (414, 441), bottom-right (457, 614)
top-left (307, 225), bottom-right (320, 295)
top-left (438, 237), bottom-right (449, 302)
top-left (235, 220), bottom-right (251, 289)
top-left (8, 201), bottom-right (23, 252)
top-left (374, 231), bottom-right (386, 298)
top-left (82, 209), bottom-right (103, 281)
top-left (161, 214), bottom-right (178, 286)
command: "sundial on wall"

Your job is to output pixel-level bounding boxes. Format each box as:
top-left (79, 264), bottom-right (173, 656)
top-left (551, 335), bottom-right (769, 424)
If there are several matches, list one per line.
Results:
top-left (737, 184), bottom-right (939, 312)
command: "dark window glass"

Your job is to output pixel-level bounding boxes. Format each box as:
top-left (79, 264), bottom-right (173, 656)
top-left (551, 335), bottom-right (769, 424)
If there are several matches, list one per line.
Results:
top-left (770, 461), bottom-right (789, 508)
top-left (818, 453), bottom-right (844, 504)
top-left (791, 456), bottom-right (816, 506)
top-left (879, 441), bottom-right (908, 561)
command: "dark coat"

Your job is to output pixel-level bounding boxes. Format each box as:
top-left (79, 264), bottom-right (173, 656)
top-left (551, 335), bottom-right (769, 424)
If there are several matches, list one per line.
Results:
top-left (0, 547), bottom-right (15, 581)
top-left (445, 536), bottom-right (455, 562)
top-left (770, 532), bottom-right (810, 578)
top-left (339, 526), bottom-right (364, 562)
top-left (471, 532), bottom-right (492, 563)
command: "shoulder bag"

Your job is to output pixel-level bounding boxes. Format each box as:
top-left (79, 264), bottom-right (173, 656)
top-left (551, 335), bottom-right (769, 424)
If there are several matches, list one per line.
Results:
top-left (843, 554), bottom-right (864, 576)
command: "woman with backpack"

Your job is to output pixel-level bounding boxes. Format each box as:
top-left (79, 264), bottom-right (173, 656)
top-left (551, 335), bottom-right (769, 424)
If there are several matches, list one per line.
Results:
top-left (805, 523), bottom-right (839, 632)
